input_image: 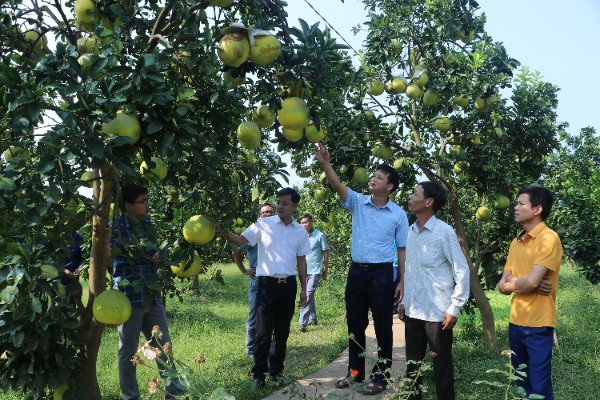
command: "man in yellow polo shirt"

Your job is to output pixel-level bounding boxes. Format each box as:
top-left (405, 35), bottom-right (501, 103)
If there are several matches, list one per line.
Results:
top-left (498, 184), bottom-right (563, 400)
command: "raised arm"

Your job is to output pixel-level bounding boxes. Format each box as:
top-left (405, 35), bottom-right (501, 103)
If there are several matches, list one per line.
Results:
top-left (215, 224), bottom-right (249, 247)
top-left (313, 142), bottom-right (348, 201)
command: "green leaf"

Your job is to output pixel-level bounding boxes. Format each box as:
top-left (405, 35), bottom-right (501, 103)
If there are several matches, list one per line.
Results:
top-left (30, 296), bottom-right (42, 314)
top-left (147, 121), bottom-right (163, 135)
top-left (0, 64), bottom-right (21, 87)
top-left (0, 286), bottom-right (18, 304)
top-left (113, 159), bottom-right (137, 177)
top-left (10, 117), bottom-right (29, 130)
top-left (37, 155), bottom-right (56, 174)
top-left (11, 331), bottom-right (24, 348)
top-left (0, 177), bottom-right (16, 191)
top-left (86, 137), bottom-right (105, 159)
top-left (251, 183), bottom-right (259, 202)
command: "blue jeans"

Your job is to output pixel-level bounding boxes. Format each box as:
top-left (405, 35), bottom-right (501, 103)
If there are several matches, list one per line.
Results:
top-left (246, 277), bottom-right (258, 356)
top-left (298, 274), bottom-right (321, 326)
top-left (118, 303), bottom-right (185, 400)
top-left (509, 323), bottom-right (554, 400)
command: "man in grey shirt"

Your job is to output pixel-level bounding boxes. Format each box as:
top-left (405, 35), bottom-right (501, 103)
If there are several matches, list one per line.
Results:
top-left (398, 181), bottom-right (470, 400)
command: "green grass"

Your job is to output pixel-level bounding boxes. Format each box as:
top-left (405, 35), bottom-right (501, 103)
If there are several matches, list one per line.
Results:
top-left (409, 266), bottom-right (600, 400)
top-left (95, 263), bottom-right (348, 400)
top-left (3, 264), bottom-right (598, 399)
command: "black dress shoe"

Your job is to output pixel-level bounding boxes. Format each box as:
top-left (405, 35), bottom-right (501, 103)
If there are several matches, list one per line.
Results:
top-left (270, 374), bottom-right (286, 386)
top-left (252, 377), bottom-right (265, 389)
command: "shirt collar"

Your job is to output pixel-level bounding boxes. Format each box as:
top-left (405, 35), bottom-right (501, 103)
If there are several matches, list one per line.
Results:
top-left (518, 221), bottom-right (547, 241)
top-left (410, 214), bottom-right (438, 232)
top-left (364, 195), bottom-right (391, 210)
top-left (274, 215), bottom-right (297, 227)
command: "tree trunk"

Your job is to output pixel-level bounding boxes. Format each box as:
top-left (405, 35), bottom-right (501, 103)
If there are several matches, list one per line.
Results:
top-left (192, 275), bottom-right (200, 295)
top-left (448, 193), bottom-right (497, 350)
top-left (82, 163), bottom-right (116, 399)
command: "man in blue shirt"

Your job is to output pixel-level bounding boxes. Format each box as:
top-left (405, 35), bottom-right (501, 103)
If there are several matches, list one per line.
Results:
top-left (112, 184), bottom-right (185, 400)
top-left (232, 203), bottom-right (274, 357)
top-left (298, 213), bottom-right (330, 332)
top-left (62, 231), bottom-right (84, 309)
top-left (314, 143), bottom-right (409, 395)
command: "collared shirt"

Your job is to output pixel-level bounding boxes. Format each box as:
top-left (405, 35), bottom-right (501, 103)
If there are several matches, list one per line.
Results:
top-left (505, 222), bottom-right (562, 328)
top-left (242, 215), bottom-right (311, 277)
top-left (340, 188), bottom-right (409, 263)
top-left (112, 214), bottom-right (161, 307)
top-left (402, 216), bottom-right (470, 322)
top-left (239, 243), bottom-right (258, 269)
top-left (64, 232), bottom-right (83, 272)
top-left (306, 228), bottom-right (329, 275)
top-left (239, 243), bottom-right (258, 285)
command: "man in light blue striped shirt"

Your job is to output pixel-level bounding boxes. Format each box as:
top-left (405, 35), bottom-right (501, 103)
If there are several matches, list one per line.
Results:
top-left (398, 181), bottom-right (470, 400)
top-left (314, 143), bottom-right (409, 395)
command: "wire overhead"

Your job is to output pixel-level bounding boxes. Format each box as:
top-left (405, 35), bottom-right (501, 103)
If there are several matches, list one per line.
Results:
top-left (301, 0), bottom-right (359, 54)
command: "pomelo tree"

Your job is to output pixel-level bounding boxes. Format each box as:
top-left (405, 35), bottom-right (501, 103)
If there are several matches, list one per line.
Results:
top-left (544, 127), bottom-right (600, 284)
top-left (0, 0), bottom-right (354, 398)
top-left (292, 0), bottom-right (561, 350)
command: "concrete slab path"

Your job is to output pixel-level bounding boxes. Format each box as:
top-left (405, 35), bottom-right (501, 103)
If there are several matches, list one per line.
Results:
top-left (263, 317), bottom-right (406, 400)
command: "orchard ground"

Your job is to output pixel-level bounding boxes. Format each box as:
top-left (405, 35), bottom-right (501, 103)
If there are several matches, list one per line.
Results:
top-left (1, 264), bottom-right (598, 399)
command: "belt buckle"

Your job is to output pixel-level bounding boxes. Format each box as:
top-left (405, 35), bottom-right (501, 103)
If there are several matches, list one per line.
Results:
top-left (358, 263), bottom-right (369, 271)
top-left (276, 277), bottom-right (286, 284)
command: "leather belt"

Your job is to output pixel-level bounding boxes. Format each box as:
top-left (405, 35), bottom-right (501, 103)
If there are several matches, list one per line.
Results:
top-left (259, 276), bottom-right (296, 284)
top-left (351, 262), bottom-right (393, 271)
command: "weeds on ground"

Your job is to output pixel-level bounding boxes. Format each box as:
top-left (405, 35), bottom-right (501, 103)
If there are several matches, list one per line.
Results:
top-left (134, 325), bottom-right (233, 399)
top-left (474, 349), bottom-right (545, 400)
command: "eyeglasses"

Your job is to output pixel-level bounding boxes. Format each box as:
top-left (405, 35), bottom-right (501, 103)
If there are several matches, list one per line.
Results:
top-left (132, 199), bottom-right (149, 205)
top-left (260, 210), bottom-right (274, 216)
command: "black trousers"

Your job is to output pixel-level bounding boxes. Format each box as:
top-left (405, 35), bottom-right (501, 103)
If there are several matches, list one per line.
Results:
top-left (345, 265), bottom-right (394, 384)
top-left (251, 276), bottom-right (297, 379)
top-left (404, 315), bottom-right (455, 400)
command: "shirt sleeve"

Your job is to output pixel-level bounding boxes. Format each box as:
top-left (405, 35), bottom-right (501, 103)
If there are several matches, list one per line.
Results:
top-left (241, 222), bottom-right (261, 247)
top-left (339, 187), bottom-right (358, 212)
top-left (534, 232), bottom-right (563, 272)
top-left (297, 231), bottom-right (312, 257)
top-left (321, 233), bottom-right (329, 251)
top-left (444, 226), bottom-right (471, 317)
top-left (504, 239), bottom-right (518, 270)
top-left (395, 211), bottom-right (409, 248)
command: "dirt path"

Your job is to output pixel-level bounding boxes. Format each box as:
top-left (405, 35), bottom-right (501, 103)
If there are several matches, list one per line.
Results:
top-left (263, 317), bottom-right (406, 400)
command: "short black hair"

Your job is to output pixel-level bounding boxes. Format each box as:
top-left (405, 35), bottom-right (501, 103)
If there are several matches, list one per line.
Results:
top-left (277, 187), bottom-right (301, 204)
top-left (300, 213), bottom-right (313, 221)
top-left (518, 184), bottom-right (554, 220)
top-left (121, 183), bottom-right (148, 208)
top-left (376, 164), bottom-right (400, 193)
top-left (419, 181), bottom-right (447, 212)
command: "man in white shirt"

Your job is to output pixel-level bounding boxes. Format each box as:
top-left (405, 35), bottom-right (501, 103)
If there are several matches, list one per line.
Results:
top-left (217, 188), bottom-right (311, 389)
top-left (398, 181), bottom-right (470, 400)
